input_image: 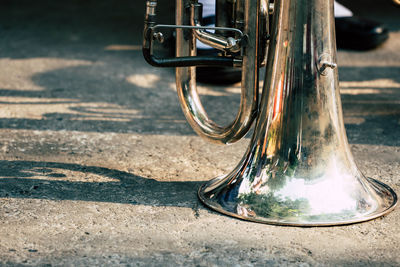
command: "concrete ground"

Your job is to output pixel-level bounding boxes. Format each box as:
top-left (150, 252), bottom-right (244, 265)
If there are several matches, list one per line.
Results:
top-left (0, 0), bottom-right (399, 266)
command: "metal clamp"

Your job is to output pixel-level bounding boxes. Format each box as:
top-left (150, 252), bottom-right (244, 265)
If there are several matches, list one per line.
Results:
top-left (318, 53), bottom-right (337, 76)
top-left (142, 0), bottom-right (244, 68)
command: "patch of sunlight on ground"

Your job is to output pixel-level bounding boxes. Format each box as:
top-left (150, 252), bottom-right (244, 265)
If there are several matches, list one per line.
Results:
top-left (2, 167), bottom-right (119, 183)
top-left (0, 97), bottom-right (140, 122)
top-left (104, 44), bottom-right (142, 51)
top-left (340, 79), bottom-right (400, 91)
top-left (126, 73), bottom-right (160, 89)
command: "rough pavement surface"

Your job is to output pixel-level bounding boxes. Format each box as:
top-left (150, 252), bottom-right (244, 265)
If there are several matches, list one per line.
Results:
top-left (0, 0), bottom-right (399, 266)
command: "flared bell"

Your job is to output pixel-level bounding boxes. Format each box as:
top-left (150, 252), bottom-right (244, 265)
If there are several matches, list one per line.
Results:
top-left (198, 0), bottom-right (397, 226)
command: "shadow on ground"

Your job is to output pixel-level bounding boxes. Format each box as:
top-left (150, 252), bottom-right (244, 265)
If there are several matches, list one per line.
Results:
top-left (0, 64), bottom-right (399, 145)
top-left (0, 160), bottom-right (202, 207)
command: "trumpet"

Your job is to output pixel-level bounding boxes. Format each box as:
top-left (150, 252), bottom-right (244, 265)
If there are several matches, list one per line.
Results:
top-left (143, 0), bottom-right (397, 226)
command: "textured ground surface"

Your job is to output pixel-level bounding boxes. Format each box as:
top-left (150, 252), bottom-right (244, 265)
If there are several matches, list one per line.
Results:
top-left (0, 0), bottom-right (399, 266)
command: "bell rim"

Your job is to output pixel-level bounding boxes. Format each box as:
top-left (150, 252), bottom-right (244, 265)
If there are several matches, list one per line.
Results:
top-left (198, 177), bottom-right (397, 227)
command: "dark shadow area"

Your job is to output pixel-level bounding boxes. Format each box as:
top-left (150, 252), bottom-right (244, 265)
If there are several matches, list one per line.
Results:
top-left (339, 66), bottom-right (400, 146)
top-left (346, 115), bottom-right (400, 147)
top-left (339, 0), bottom-right (400, 31)
top-left (339, 66), bottom-right (400, 83)
top-left (0, 160), bottom-right (203, 207)
top-left (0, 0), bottom-right (175, 59)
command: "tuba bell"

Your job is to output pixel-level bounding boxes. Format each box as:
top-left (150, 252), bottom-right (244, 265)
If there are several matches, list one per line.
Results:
top-left (143, 0), bottom-right (397, 226)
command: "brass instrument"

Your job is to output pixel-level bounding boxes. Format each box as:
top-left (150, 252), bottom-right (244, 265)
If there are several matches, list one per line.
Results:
top-left (143, 0), bottom-right (397, 226)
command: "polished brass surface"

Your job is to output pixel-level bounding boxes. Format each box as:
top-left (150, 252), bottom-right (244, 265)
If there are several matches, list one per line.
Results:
top-left (175, 0), bottom-right (259, 144)
top-left (191, 3), bottom-right (242, 53)
top-left (194, 0), bottom-right (397, 225)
